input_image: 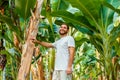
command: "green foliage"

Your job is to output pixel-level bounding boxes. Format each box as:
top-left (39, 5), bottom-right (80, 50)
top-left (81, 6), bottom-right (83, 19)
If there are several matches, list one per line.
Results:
top-left (74, 31), bottom-right (83, 41)
top-left (73, 31), bottom-right (89, 49)
top-left (74, 42), bottom-right (99, 80)
top-left (0, 14), bottom-right (20, 36)
top-left (36, 23), bottom-right (59, 42)
top-left (15, 0), bottom-right (36, 20)
top-left (51, 0), bottom-right (120, 79)
top-left (66, 0), bottom-right (101, 19)
top-left (0, 14), bottom-right (24, 44)
top-left (0, 49), bottom-right (20, 79)
top-left (51, 10), bottom-right (95, 31)
top-left (1, 0), bottom-right (120, 79)
top-left (51, 0), bottom-right (69, 11)
top-left (0, 0), bottom-right (9, 8)
top-left (100, 0), bottom-right (120, 14)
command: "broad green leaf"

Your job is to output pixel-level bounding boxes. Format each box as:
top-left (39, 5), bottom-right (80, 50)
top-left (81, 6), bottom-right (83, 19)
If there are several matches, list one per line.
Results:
top-left (90, 36), bottom-right (103, 54)
top-left (51, 10), bottom-right (96, 32)
top-left (100, 1), bottom-right (115, 29)
top-left (37, 23), bottom-right (58, 42)
top-left (66, 0), bottom-right (120, 30)
top-left (15, 0), bottom-right (36, 20)
top-left (73, 25), bottom-right (93, 35)
top-left (99, 0), bottom-right (120, 32)
top-left (66, 0), bottom-right (101, 26)
top-left (74, 31), bottom-right (83, 41)
top-left (75, 38), bottom-right (89, 49)
top-left (46, 12), bottom-right (55, 40)
top-left (74, 56), bottom-right (86, 65)
top-left (101, 0), bottom-right (120, 14)
top-left (51, 0), bottom-right (69, 11)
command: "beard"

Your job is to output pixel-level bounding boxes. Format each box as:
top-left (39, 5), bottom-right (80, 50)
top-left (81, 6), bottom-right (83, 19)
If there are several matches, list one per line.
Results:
top-left (59, 30), bottom-right (68, 35)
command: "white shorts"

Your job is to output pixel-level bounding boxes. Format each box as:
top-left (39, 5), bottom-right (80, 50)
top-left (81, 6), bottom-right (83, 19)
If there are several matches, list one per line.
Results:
top-left (52, 70), bottom-right (72, 80)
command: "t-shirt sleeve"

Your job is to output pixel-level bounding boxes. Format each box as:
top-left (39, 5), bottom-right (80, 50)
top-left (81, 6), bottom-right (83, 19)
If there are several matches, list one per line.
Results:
top-left (68, 36), bottom-right (75, 47)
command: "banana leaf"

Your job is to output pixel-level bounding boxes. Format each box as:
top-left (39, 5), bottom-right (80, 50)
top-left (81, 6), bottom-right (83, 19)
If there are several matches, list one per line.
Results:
top-left (15, 0), bottom-right (36, 20)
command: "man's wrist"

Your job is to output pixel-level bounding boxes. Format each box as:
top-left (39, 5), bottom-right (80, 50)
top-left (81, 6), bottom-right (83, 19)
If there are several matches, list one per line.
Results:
top-left (67, 66), bottom-right (72, 69)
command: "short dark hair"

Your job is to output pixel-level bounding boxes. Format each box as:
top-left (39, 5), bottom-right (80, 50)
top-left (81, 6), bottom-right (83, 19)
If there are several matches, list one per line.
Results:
top-left (61, 23), bottom-right (69, 29)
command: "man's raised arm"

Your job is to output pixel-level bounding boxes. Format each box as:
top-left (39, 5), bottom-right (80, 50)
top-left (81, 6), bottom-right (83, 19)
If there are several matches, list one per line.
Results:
top-left (31, 39), bottom-right (54, 48)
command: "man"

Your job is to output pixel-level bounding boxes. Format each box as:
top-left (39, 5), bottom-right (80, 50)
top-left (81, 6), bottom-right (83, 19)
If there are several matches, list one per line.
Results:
top-left (32, 23), bottom-right (75, 80)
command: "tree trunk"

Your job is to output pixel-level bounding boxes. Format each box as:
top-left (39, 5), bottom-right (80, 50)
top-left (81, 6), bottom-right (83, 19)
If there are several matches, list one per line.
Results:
top-left (37, 57), bottom-right (45, 80)
top-left (35, 47), bottom-right (45, 80)
top-left (17, 0), bottom-right (44, 80)
top-left (31, 57), bottom-right (45, 80)
top-left (31, 47), bottom-right (45, 80)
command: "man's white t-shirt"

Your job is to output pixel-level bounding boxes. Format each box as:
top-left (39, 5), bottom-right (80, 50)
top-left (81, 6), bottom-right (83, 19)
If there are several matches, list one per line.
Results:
top-left (52, 36), bottom-right (75, 70)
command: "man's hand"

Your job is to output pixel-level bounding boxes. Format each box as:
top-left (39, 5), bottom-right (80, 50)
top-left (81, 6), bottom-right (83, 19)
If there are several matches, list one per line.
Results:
top-left (30, 38), bottom-right (53, 48)
top-left (31, 38), bottom-right (38, 43)
top-left (66, 67), bottom-right (72, 75)
top-left (32, 39), bottom-right (37, 43)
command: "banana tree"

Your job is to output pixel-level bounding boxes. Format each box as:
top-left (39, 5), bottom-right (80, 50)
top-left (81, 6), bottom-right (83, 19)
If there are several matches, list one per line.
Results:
top-left (0, 0), bottom-right (64, 79)
top-left (0, 0), bottom-right (45, 79)
top-left (0, 0), bottom-right (21, 79)
top-left (51, 0), bottom-right (120, 79)
top-left (73, 42), bottom-right (98, 80)
top-left (16, 0), bottom-right (44, 79)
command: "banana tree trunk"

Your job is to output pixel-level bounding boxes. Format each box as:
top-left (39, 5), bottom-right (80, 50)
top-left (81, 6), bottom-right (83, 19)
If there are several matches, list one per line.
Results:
top-left (31, 47), bottom-right (45, 80)
top-left (17, 0), bottom-right (44, 80)
top-left (37, 57), bottom-right (45, 80)
top-left (96, 50), bottom-right (104, 80)
top-left (112, 56), bottom-right (119, 80)
top-left (31, 57), bottom-right (45, 80)
top-left (48, 48), bottom-right (55, 80)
